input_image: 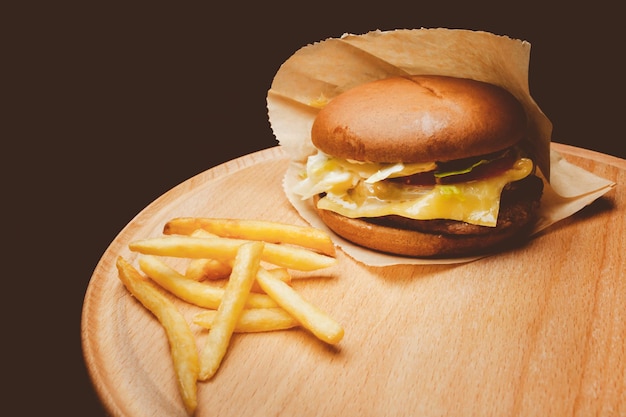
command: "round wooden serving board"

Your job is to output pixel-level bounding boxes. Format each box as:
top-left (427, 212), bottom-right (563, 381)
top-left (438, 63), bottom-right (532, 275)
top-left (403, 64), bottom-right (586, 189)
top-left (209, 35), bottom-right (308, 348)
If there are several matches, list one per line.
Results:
top-left (82, 143), bottom-right (625, 417)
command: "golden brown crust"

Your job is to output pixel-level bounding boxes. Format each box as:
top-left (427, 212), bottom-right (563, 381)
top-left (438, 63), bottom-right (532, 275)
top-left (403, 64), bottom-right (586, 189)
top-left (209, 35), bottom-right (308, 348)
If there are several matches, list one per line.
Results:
top-left (311, 75), bottom-right (527, 163)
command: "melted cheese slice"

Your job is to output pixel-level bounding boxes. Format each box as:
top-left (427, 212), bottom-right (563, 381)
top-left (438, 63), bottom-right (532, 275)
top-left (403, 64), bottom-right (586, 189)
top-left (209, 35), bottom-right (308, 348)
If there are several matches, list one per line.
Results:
top-left (294, 152), bottom-right (534, 227)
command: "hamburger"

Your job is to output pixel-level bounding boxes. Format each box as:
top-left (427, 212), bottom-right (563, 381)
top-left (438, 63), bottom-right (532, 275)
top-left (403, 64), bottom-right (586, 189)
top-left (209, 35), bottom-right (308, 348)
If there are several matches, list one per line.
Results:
top-left (292, 75), bottom-right (544, 257)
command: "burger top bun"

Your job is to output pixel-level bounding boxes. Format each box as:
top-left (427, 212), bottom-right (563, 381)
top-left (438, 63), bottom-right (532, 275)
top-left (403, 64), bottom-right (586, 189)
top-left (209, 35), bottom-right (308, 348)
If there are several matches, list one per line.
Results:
top-left (311, 75), bottom-right (527, 163)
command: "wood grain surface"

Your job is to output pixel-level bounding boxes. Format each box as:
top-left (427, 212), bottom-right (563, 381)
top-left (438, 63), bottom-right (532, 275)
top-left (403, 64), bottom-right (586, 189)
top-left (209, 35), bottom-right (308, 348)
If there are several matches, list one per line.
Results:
top-left (81, 143), bottom-right (625, 417)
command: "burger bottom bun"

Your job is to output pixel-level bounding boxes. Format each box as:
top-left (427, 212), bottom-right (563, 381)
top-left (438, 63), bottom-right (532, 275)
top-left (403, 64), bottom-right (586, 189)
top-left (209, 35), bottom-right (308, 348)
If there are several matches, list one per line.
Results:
top-left (313, 187), bottom-right (541, 258)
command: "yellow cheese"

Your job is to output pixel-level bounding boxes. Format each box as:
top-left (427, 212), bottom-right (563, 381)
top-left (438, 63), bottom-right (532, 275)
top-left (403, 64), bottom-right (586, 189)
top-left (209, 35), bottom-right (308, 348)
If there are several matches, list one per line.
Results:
top-left (294, 152), bottom-right (534, 227)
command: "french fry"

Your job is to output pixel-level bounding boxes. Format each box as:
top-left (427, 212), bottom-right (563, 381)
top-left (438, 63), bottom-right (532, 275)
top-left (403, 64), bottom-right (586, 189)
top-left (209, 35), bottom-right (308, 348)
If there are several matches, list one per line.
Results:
top-left (163, 217), bottom-right (336, 256)
top-left (185, 229), bottom-right (232, 281)
top-left (138, 255), bottom-right (278, 309)
top-left (256, 267), bottom-right (344, 345)
top-left (116, 256), bottom-right (199, 415)
top-left (199, 241), bottom-right (264, 380)
top-left (193, 308), bottom-right (299, 333)
top-left (129, 235), bottom-right (337, 271)
top-left (190, 229), bottom-right (218, 239)
top-left (251, 267), bottom-right (291, 293)
top-left (185, 257), bottom-right (232, 281)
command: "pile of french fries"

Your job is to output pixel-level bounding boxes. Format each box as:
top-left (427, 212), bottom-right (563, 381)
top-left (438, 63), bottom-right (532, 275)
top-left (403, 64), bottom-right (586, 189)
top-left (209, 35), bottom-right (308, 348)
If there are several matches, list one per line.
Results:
top-left (116, 217), bottom-right (343, 415)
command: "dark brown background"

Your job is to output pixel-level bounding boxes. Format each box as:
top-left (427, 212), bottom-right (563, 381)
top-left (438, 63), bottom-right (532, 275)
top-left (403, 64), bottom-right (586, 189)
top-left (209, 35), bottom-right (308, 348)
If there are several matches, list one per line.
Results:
top-left (8, 2), bottom-right (623, 416)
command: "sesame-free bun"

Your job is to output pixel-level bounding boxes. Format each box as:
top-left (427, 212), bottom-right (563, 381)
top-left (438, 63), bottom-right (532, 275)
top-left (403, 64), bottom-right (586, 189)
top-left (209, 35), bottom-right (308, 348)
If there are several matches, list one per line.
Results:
top-left (311, 75), bottom-right (527, 163)
top-left (315, 206), bottom-right (517, 257)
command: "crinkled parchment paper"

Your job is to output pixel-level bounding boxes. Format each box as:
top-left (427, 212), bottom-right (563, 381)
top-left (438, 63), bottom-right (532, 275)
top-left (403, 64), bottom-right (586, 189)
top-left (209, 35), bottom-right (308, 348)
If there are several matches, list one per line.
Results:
top-left (266, 28), bottom-right (616, 266)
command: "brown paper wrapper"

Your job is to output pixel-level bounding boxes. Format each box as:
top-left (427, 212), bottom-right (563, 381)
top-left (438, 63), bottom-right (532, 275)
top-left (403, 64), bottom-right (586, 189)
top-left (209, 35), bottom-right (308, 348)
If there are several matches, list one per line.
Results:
top-left (267, 28), bottom-right (616, 266)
